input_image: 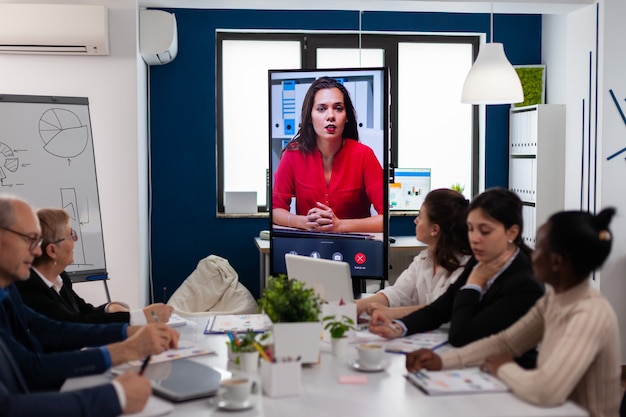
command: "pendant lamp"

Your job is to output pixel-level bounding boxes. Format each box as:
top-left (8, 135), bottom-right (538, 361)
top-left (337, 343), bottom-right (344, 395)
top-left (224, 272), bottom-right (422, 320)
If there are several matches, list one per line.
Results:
top-left (461, 4), bottom-right (523, 105)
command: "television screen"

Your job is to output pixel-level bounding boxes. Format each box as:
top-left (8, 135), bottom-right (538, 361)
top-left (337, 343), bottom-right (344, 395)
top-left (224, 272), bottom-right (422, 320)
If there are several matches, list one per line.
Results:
top-left (389, 168), bottom-right (431, 212)
top-left (268, 68), bottom-right (390, 289)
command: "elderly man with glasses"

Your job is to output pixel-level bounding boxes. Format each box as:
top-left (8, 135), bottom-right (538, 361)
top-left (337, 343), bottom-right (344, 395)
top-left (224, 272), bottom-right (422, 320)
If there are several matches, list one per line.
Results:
top-left (0, 194), bottom-right (179, 395)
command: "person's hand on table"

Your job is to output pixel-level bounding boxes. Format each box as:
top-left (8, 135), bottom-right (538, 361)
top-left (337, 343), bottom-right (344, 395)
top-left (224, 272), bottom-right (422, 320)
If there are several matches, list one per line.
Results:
top-left (368, 310), bottom-right (402, 339)
top-left (117, 323), bottom-right (180, 362)
top-left (143, 303), bottom-right (174, 323)
top-left (364, 301), bottom-right (391, 317)
top-left (115, 371), bottom-right (151, 414)
top-left (305, 202), bottom-right (336, 231)
top-left (481, 352), bottom-right (514, 375)
top-left (405, 348), bottom-right (442, 372)
top-left (107, 301), bottom-right (130, 313)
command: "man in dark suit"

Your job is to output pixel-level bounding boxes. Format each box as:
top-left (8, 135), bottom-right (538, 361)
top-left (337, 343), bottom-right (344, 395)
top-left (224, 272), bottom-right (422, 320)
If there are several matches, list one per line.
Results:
top-left (0, 195), bottom-right (179, 391)
top-left (0, 335), bottom-right (151, 417)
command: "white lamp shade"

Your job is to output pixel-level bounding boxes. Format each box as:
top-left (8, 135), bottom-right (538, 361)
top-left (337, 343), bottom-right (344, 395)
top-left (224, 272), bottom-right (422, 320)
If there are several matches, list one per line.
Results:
top-left (461, 43), bottom-right (524, 105)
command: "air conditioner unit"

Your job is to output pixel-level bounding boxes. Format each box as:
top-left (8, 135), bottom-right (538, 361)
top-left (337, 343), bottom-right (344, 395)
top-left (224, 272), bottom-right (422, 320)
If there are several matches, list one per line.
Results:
top-left (139, 9), bottom-right (178, 65)
top-left (0, 3), bottom-right (109, 55)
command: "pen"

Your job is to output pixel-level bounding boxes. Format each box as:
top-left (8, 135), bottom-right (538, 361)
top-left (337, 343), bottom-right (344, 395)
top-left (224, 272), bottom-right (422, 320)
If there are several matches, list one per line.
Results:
top-left (415, 369), bottom-right (430, 380)
top-left (139, 310), bottom-right (159, 375)
top-left (139, 354), bottom-right (151, 376)
top-left (374, 321), bottom-right (400, 332)
top-left (253, 342), bottom-right (271, 362)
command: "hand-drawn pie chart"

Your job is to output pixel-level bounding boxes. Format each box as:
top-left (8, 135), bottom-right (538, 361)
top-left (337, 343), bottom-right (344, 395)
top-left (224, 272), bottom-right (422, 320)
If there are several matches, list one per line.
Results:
top-left (0, 142), bottom-right (19, 180)
top-left (39, 108), bottom-right (89, 158)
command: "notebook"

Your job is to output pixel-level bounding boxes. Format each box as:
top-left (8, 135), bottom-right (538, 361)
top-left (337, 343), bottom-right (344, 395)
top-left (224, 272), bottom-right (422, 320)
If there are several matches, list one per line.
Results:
top-left (285, 253), bottom-right (354, 303)
top-left (405, 367), bottom-right (509, 396)
top-left (203, 313), bottom-right (272, 334)
top-left (146, 358), bottom-right (226, 402)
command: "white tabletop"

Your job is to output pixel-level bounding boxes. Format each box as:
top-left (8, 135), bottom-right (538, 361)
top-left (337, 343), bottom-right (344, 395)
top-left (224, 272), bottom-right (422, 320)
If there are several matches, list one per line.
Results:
top-left (64, 316), bottom-right (588, 417)
top-left (167, 317), bottom-right (587, 417)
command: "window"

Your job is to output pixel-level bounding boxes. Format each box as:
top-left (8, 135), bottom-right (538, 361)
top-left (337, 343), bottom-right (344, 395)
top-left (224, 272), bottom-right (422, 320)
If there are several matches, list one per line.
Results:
top-left (217, 32), bottom-right (478, 214)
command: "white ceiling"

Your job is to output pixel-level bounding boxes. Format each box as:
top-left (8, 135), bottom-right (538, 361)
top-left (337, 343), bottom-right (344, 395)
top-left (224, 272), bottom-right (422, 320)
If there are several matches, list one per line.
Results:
top-left (138, 0), bottom-right (596, 15)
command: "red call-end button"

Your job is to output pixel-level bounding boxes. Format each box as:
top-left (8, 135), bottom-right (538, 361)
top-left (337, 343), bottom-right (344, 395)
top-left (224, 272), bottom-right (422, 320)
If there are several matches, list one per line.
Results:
top-left (354, 253), bottom-right (366, 264)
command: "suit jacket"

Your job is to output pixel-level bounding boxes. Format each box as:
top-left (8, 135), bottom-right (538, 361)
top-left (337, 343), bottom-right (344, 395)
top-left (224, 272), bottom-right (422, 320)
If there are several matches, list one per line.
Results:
top-left (0, 284), bottom-right (126, 391)
top-left (400, 251), bottom-right (544, 368)
top-left (16, 270), bottom-right (130, 324)
top-left (0, 337), bottom-right (122, 417)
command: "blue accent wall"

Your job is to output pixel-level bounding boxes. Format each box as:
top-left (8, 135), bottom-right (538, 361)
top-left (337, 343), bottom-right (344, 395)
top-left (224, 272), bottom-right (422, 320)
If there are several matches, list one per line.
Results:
top-left (149, 9), bottom-right (541, 299)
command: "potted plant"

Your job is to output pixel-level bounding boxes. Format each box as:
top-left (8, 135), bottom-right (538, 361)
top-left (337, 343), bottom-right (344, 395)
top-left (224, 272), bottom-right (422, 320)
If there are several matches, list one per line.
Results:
top-left (258, 274), bottom-right (322, 364)
top-left (226, 330), bottom-right (260, 373)
top-left (322, 315), bottom-right (355, 356)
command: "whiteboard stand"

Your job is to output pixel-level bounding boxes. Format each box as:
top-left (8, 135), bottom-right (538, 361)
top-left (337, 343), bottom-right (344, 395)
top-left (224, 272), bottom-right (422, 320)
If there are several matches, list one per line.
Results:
top-left (78, 275), bottom-right (112, 303)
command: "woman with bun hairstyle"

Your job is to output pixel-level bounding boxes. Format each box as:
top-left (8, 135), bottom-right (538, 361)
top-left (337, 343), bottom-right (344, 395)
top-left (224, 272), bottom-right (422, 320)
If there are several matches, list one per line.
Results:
top-left (406, 208), bottom-right (620, 417)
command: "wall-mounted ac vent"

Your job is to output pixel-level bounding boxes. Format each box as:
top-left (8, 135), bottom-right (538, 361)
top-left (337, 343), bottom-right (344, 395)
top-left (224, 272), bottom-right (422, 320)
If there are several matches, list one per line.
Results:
top-left (0, 4), bottom-right (109, 55)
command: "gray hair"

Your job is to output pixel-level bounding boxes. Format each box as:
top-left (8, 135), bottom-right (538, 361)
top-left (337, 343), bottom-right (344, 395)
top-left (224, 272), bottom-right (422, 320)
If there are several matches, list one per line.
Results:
top-left (0, 194), bottom-right (29, 228)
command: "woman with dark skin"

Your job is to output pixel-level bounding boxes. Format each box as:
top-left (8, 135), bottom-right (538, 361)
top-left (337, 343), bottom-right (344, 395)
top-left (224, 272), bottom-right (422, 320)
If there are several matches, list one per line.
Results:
top-left (406, 208), bottom-right (620, 417)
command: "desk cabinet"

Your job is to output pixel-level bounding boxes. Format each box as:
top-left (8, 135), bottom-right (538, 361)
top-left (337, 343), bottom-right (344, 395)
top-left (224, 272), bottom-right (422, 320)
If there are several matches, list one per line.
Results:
top-left (509, 104), bottom-right (565, 248)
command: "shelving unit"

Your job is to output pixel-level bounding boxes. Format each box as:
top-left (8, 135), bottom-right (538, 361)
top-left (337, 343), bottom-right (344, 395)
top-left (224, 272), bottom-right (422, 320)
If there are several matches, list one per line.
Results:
top-left (509, 104), bottom-right (565, 248)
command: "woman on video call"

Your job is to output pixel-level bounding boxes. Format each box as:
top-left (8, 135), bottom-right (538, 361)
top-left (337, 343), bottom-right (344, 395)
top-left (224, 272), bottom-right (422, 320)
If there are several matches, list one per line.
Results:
top-left (272, 76), bottom-right (384, 233)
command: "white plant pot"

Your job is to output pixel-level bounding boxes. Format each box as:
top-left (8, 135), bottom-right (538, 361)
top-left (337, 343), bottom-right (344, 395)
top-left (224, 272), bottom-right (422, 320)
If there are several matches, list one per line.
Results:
top-left (239, 350), bottom-right (259, 373)
top-left (272, 322), bottom-right (322, 365)
top-left (330, 337), bottom-right (349, 357)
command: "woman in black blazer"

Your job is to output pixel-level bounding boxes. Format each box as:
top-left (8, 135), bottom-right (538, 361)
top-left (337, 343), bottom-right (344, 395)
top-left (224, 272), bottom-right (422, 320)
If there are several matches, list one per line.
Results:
top-left (16, 208), bottom-right (172, 324)
top-left (370, 188), bottom-right (544, 368)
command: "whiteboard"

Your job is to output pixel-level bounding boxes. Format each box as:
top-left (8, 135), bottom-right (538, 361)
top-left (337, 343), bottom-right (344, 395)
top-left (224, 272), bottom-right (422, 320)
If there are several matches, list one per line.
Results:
top-left (0, 95), bottom-right (106, 282)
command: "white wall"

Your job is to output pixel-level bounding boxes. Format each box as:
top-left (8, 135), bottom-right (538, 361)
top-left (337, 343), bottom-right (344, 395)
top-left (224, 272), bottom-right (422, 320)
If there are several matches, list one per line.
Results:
top-left (598, 0), bottom-right (626, 360)
top-left (544, 1), bottom-right (626, 360)
top-left (0, 0), bottom-right (148, 308)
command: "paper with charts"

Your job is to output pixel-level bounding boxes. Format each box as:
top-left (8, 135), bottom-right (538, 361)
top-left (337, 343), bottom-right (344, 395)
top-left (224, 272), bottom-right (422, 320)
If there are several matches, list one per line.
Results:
top-left (383, 330), bottom-right (448, 353)
top-left (203, 314), bottom-right (272, 334)
top-left (354, 330), bottom-right (448, 353)
top-left (127, 341), bottom-right (214, 367)
top-left (406, 367), bottom-right (509, 396)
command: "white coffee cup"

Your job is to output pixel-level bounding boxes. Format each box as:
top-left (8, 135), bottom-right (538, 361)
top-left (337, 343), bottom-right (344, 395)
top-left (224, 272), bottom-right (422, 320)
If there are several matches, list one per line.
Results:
top-left (220, 378), bottom-right (252, 403)
top-left (356, 343), bottom-right (384, 367)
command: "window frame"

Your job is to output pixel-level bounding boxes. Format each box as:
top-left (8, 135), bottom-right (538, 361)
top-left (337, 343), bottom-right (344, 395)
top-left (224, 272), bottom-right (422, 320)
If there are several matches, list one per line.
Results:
top-left (216, 31), bottom-right (479, 214)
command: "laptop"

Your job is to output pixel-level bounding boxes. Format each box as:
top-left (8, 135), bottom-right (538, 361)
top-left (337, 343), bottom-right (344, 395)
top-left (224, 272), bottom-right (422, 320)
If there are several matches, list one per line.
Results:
top-left (285, 253), bottom-right (354, 303)
top-left (145, 359), bottom-right (226, 402)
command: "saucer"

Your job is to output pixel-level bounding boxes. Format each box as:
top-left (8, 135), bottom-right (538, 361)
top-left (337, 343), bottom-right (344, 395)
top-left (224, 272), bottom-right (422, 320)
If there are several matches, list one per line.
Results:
top-left (211, 397), bottom-right (255, 411)
top-left (349, 359), bottom-right (389, 372)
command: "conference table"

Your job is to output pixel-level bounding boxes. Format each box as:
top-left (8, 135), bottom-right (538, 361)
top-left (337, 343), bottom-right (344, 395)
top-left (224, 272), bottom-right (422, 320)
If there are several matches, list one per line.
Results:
top-left (114, 315), bottom-right (588, 417)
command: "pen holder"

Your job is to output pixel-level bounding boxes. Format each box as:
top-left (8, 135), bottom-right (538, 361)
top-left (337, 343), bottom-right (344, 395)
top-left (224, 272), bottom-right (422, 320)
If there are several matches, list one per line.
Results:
top-left (260, 359), bottom-right (301, 397)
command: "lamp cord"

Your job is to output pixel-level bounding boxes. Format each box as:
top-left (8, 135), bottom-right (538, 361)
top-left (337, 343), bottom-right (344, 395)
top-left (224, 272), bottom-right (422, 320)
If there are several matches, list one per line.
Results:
top-left (358, 10), bottom-right (363, 67)
top-left (490, 2), bottom-right (494, 43)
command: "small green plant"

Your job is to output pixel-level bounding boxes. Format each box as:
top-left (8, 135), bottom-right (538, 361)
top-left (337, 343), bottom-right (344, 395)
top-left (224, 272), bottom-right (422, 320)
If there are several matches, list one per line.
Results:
top-left (322, 315), bottom-right (355, 339)
top-left (226, 330), bottom-right (258, 364)
top-left (450, 183), bottom-right (465, 194)
top-left (258, 274), bottom-right (321, 323)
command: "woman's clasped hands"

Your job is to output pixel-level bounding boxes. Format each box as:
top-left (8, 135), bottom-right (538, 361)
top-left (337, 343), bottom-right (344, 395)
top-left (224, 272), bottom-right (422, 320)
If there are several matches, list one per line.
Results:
top-left (305, 202), bottom-right (339, 231)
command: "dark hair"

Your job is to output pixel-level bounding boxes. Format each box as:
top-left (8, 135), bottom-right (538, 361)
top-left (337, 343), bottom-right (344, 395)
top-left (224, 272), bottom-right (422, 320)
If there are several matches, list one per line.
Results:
top-left (285, 76), bottom-right (359, 155)
top-left (468, 187), bottom-right (531, 255)
top-left (547, 208), bottom-right (615, 280)
top-left (423, 189), bottom-right (471, 273)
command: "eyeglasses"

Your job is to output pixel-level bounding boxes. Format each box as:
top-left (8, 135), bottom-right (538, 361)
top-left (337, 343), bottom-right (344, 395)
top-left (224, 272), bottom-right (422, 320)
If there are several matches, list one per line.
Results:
top-left (53, 228), bottom-right (78, 244)
top-left (0, 226), bottom-right (44, 251)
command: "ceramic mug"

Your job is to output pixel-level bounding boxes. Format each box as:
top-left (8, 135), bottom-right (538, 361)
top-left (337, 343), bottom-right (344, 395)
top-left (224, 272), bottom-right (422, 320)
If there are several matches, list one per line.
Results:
top-left (220, 378), bottom-right (252, 403)
top-left (356, 343), bottom-right (384, 367)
